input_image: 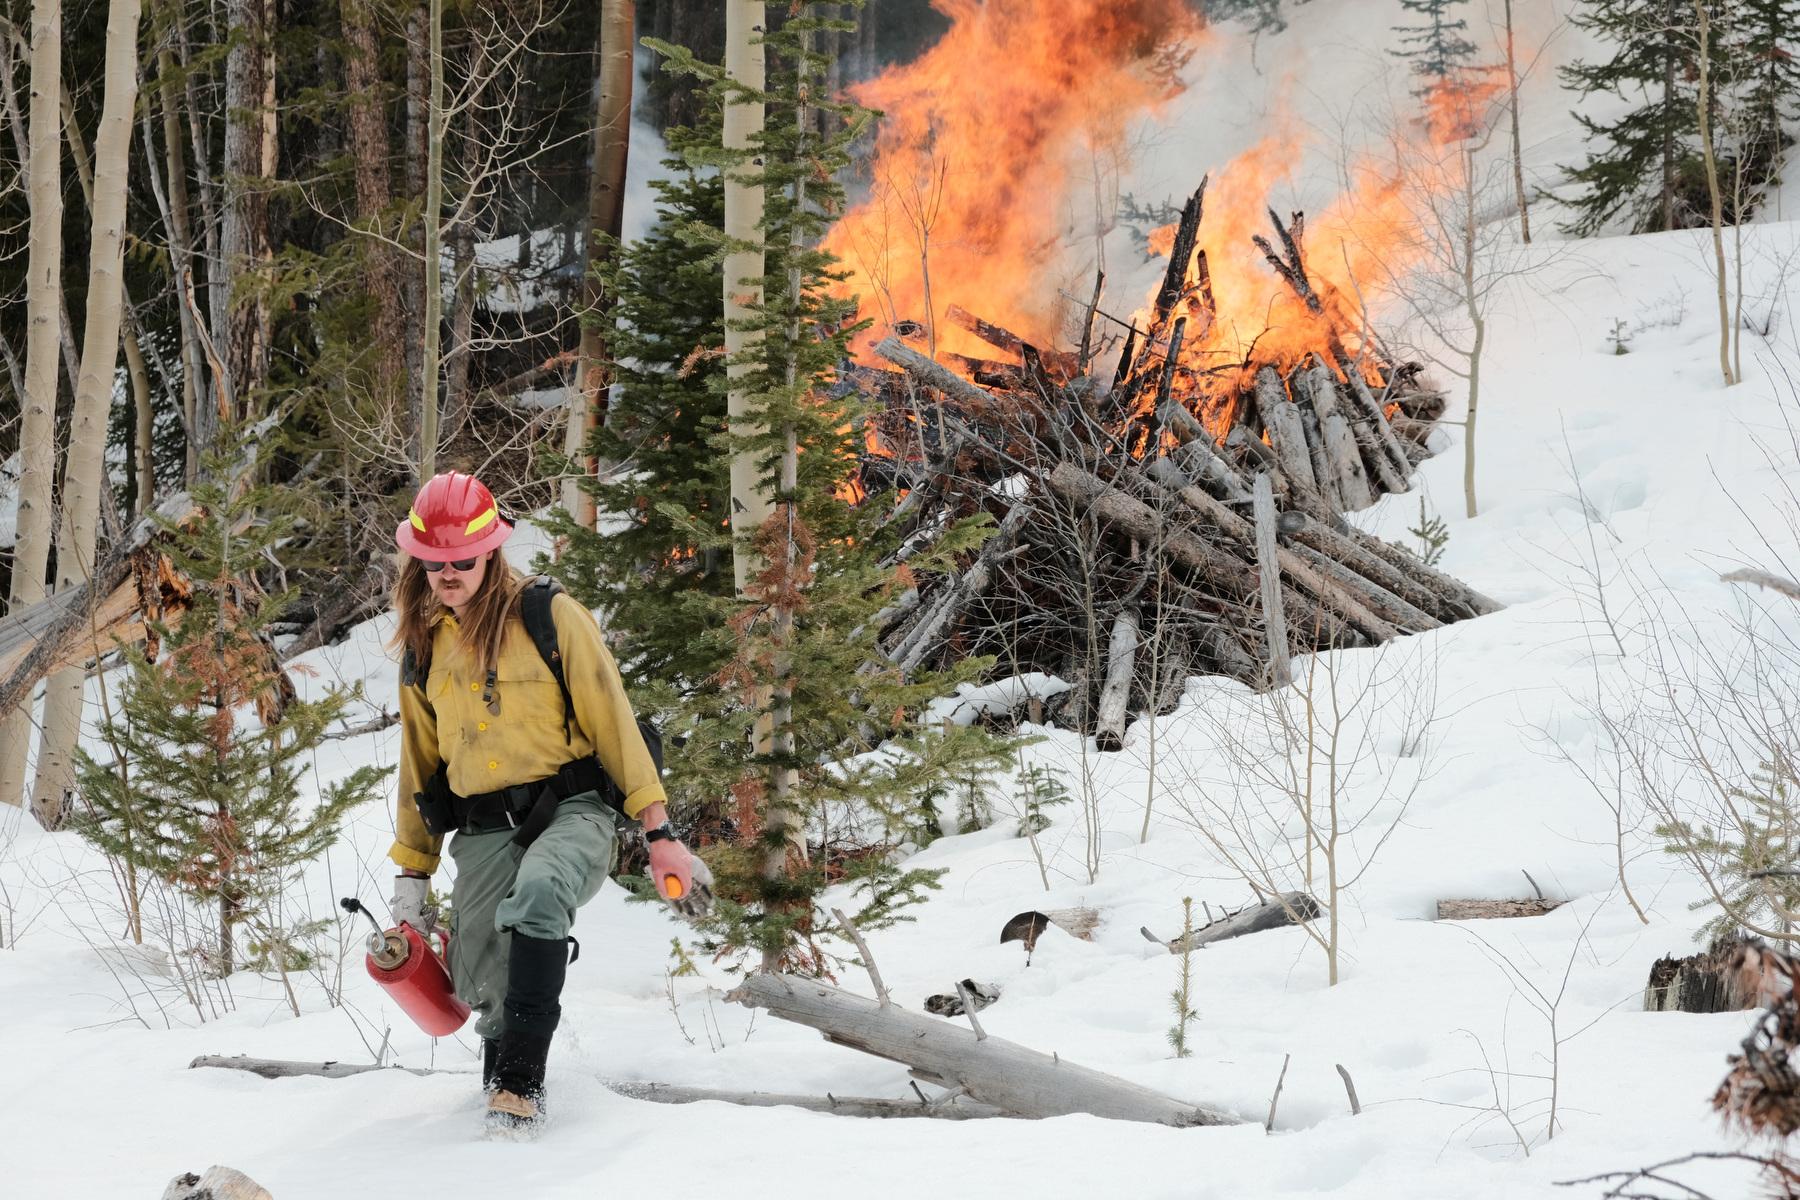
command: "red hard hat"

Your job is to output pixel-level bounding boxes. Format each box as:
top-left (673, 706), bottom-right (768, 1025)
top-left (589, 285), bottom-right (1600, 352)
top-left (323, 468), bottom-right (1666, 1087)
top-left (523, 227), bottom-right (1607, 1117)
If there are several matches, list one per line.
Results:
top-left (395, 472), bottom-right (513, 561)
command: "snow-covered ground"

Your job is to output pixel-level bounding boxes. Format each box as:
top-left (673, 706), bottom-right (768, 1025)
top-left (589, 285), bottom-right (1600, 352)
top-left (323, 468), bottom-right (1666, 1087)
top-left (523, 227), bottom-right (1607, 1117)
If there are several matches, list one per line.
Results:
top-left (9, 4), bottom-right (1800, 1197)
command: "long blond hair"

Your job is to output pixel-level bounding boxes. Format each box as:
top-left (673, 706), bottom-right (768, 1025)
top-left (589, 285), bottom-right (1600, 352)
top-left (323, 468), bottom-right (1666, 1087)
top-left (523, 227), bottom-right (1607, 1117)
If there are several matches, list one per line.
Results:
top-left (390, 548), bottom-right (525, 679)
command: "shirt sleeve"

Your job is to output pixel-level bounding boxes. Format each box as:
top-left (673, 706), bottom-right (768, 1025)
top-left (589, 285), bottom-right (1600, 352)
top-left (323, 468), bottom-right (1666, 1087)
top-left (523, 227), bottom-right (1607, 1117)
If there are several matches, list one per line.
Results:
top-left (551, 591), bottom-right (668, 819)
top-left (389, 671), bottom-right (446, 874)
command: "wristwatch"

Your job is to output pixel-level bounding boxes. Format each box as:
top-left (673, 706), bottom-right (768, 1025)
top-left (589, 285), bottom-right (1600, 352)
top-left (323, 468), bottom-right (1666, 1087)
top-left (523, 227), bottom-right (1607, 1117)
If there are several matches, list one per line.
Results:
top-left (644, 822), bottom-right (678, 844)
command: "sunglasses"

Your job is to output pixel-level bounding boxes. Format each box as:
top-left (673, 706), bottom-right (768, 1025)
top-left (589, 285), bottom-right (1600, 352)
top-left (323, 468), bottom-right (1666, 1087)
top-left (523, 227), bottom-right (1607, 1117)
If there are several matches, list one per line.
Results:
top-left (419, 556), bottom-right (481, 573)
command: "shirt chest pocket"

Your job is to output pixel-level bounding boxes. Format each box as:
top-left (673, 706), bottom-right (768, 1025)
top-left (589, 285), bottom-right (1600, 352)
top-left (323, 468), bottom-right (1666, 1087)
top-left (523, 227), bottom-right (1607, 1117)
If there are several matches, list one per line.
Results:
top-left (493, 661), bottom-right (567, 728)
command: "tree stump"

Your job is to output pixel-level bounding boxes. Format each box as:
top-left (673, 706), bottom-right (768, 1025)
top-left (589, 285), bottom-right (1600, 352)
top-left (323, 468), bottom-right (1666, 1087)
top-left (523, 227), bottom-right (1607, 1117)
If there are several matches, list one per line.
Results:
top-left (161, 1166), bottom-right (273, 1200)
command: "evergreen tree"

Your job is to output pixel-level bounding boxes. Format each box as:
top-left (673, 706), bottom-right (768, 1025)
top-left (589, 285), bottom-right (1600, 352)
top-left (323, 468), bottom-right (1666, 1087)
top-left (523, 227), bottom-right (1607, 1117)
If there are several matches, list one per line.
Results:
top-left (1560, 0), bottom-right (1703, 234)
top-left (1559, 0), bottom-right (1800, 235)
top-left (70, 455), bottom-right (388, 975)
top-left (623, 3), bottom-right (1015, 973)
top-left (1723, 0), bottom-right (1800, 205)
top-left (1390, 0), bottom-right (1478, 92)
top-left (1658, 761), bottom-right (1800, 942)
top-left (536, 160), bottom-right (733, 697)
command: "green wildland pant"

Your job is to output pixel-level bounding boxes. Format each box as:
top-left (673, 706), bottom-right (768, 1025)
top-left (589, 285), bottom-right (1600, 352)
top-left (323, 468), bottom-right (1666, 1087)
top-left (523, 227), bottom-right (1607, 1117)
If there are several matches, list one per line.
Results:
top-left (446, 791), bottom-right (618, 1041)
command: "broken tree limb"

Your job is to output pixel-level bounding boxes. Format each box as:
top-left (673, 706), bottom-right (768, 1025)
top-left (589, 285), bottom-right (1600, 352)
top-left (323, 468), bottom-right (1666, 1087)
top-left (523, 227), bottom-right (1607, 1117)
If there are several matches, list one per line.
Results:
top-left (1156, 891), bottom-right (1323, 953)
top-left (831, 907), bottom-right (890, 1006)
top-left (725, 972), bottom-right (1241, 1126)
top-left (873, 336), bottom-right (1008, 418)
top-left (1252, 473), bottom-right (1293, 689)
top-left (1095, 607), bottom-right (1140, 751)
top-left (609, 1080), bottom-right (1011, 1120)
top-left (320, 710), bottom-right (400, 742)
top-left (1721, 568), bottom-right (1800, 603)
top-left (0, 492), bottom-right (194, 720)
top-left (1264, 1053), bottom-right (1292, 1133)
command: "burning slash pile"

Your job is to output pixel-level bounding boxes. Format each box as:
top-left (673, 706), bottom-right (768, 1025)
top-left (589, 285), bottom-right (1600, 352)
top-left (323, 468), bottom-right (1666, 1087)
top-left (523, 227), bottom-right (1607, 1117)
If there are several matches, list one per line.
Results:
top-left (854, 180), bottom-right (1500, 742)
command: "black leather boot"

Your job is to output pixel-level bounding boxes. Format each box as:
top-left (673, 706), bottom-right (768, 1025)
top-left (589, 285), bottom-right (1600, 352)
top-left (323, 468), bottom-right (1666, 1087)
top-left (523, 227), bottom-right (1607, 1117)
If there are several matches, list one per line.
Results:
top-left (485, 933), bottom-right (569, 1134)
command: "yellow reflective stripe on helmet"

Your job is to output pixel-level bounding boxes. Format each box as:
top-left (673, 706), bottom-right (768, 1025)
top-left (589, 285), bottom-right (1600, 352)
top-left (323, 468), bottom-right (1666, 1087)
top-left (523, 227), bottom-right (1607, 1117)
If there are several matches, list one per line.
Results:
top-left (409, 509), bottom-right (427, 532)
top-left (464, 507), bottom-right (498, 536)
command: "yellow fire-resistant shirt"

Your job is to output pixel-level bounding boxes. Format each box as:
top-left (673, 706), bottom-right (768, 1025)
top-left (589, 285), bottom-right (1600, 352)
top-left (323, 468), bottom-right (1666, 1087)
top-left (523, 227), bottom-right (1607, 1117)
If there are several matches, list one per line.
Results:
top-left (388, 591), bottom-right (666, 874)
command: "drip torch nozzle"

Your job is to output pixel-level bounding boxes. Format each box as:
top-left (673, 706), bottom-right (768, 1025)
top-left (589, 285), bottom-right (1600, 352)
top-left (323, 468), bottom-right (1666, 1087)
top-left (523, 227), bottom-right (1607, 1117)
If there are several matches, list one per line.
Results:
top-left (339, 896), bottom-right (389, 956)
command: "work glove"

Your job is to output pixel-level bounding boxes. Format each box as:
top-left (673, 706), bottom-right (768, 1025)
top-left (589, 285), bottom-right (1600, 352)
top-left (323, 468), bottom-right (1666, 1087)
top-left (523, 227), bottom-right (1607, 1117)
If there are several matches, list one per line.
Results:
top-left (389, 873), bottom-right (433, 932)
top-left (648, 839), bottom-right (714, 920)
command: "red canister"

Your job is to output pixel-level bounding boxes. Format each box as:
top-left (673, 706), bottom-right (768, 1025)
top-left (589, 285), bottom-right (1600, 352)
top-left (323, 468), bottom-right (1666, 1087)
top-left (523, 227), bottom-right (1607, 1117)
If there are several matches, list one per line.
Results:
top-left (365, 922), bottom-right (471, 1037)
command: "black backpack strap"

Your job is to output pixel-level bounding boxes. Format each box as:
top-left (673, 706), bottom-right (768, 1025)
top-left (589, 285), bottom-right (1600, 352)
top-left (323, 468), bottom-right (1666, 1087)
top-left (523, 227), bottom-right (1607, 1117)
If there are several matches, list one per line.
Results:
top-left (521, 575), bottom-right (574, 742)
top-left (400, 646), bottom-right (422, 688)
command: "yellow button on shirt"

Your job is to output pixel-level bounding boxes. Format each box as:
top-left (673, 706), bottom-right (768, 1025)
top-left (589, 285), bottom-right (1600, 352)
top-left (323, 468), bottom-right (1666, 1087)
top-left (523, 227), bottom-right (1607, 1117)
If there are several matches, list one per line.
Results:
top-left (388, 589), bottom-right (667, 875)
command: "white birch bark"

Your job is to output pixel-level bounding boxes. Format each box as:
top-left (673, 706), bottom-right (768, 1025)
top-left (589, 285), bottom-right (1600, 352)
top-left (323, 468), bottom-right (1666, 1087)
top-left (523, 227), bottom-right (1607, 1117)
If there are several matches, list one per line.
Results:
top-left (724, 0), bottom-right (770, 594)
top-left (0, 0), bottom-right (63, 810)
top-left (30, 0), bottom-right (142, 827)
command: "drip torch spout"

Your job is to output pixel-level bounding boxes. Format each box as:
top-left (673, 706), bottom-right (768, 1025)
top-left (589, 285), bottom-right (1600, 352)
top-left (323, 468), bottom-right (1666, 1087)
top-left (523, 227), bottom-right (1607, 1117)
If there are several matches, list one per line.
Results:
top-left (339, 896), bottom-right (390, 958)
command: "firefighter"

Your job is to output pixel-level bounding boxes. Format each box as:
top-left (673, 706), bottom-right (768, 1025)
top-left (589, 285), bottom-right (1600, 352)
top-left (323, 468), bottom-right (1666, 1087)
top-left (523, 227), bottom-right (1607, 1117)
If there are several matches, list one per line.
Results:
top-left (385, 470), bottom-right (705, 1132)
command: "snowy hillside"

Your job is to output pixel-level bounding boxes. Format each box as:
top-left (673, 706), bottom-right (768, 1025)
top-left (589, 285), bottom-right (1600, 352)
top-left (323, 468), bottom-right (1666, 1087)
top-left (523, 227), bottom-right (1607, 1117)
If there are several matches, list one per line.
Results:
top-left (8, 4), bottom-right (1800, 1197)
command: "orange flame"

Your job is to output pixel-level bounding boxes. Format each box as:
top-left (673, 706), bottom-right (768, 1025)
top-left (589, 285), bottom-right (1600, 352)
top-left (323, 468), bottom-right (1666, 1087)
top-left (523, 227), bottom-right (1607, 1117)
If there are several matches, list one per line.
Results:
top-left (825, 0), bottom-right (1202, 359)
top-left (829, 6), bottom-right (1509, 481)
top-left (1421, 67), bottom-right (1508, 147)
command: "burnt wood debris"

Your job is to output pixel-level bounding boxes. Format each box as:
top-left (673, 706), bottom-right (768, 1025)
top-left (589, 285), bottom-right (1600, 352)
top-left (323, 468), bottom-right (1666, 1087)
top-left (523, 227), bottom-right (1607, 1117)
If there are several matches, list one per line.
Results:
top-left (855, 178), bottom-right (1498, 738)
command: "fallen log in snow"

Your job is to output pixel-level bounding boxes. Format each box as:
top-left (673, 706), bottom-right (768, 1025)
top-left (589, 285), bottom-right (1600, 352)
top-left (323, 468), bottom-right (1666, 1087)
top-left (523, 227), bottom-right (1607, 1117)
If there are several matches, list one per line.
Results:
top-left (725, 972), bottom-right (1240, 1126)
top-left (1142, 891), bottom-right (1322, 953)
top-left (1435, 898), bottom-right (1564, 921)
top-left (609, 1081), bottom-right (1010, 1120)
top-left (189, 1054), bottom-right (443, 1080)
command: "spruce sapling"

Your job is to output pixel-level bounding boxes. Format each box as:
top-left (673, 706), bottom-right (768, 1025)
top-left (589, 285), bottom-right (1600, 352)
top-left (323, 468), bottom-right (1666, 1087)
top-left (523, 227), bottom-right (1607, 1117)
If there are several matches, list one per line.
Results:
top-left (1168, 897), bottom-right (1199, 1058)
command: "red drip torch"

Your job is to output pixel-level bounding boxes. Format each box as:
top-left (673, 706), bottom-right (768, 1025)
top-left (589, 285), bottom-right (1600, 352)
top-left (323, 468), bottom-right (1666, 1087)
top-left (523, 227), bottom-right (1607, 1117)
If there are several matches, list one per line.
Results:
top-left (341, 897), bottom-right (470, 1036)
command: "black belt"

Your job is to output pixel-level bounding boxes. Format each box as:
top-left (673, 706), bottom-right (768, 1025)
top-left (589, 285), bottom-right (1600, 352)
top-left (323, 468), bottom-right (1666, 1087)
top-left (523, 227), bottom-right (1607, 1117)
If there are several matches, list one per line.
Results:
top-left (453, 756), bottom-right (614, 844)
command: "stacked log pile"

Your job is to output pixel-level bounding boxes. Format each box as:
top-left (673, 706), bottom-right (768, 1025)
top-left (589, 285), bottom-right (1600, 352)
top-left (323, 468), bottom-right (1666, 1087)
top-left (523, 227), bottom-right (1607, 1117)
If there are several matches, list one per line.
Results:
top-left (859, 181), bottom-right (1498, 740)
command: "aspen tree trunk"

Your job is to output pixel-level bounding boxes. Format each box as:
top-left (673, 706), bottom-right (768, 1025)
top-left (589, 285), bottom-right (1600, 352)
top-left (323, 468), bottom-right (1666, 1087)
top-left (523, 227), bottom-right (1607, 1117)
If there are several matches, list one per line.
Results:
top-left (724, 0), bottom-right (783, 968)
top-left (1461, 143), bottom-right (1485, 519)
top-left (1662, 0), bottom-right (1677, 231)
top-left (31, 0), bottom-right (143, 829)
top-left (153, 40), bottom-right (202, 482)
top-left (0, 0), bottom-right (63, 810)
top-left (1502, 0), bottom-right (1529, 244)
top-left (762, 16), bottom-right (814, 970)
top-left (221, 0), bottom-right (274, 424)
top-left (60, 86), bottom-right (154, 515)
top-left (562, 0), bottom-right (634, 527)
top-left (418, 0), bottom-right (445, 479)
top-left (174, 13), bottom-right (224, 454)
top-left (725, 0), bottom-right (771, 595)
top-left (403, 1), bottom-right (428, 461)
top-left (1692, 1), bottom-right (1734, 387)
top-left (0, 19), bottom-right (79, 409)
top-left (343, 0), bottom-right (408, 444)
